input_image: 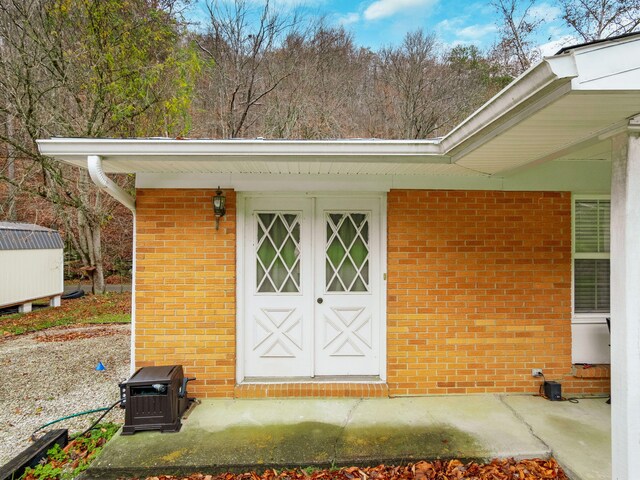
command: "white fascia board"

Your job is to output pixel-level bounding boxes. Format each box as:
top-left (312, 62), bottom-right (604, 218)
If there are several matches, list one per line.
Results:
top-left (568, 34), bottom-right (640, 90)
top-left (441, 54), bottom-right (578, 157)
top-left (37, 137), bottom-right (445, 165)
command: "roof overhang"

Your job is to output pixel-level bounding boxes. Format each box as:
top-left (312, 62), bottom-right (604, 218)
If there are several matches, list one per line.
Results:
top-left (36, 138), bottom-right (457, 176)
top-left (37, 33), bottom-right (640, 178)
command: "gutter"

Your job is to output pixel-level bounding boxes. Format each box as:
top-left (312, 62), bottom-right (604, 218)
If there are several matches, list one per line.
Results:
top-left (38, 138), bottom-right (443, 163)
top-left (441, 54), bottom-right (579, 159)
top-left (87, 155), bottom-right (135, 213)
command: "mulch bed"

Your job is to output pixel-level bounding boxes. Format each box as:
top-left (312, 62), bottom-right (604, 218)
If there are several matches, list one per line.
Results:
top-left (139, 459), bottom-right (568, 480)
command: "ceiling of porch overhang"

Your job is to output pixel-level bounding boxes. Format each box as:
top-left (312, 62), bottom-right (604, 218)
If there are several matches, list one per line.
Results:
top-left (84, 158), bottom-right (484, 176)
top-left (42, 139), bottom-right (460, 176)
top-left (453, 91), bottom-right (640, 175)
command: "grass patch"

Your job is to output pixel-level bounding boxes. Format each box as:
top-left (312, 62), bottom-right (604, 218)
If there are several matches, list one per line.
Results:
top-left (21, 423), bottom-right (120, 480)
top-left (0, 293), bottom-right (131, 336)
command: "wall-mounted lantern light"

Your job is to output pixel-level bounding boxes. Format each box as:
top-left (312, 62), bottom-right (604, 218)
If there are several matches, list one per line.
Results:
top-left (212, 187), bottom-right (226, 230)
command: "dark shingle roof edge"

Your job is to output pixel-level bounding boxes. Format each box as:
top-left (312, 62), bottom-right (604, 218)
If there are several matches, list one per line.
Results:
top-left (555, 31), bottom-right (640, 55)
top-left (0, 222), bottom-right (64, 250)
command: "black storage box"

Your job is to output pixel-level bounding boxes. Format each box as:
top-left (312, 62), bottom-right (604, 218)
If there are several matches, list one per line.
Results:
top-left (544, 380), bottom-right (562, 401)
top-left (120, 365), bottom-right (193, 435)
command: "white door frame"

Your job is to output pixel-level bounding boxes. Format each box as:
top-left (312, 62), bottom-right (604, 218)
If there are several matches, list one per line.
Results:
top-left (236, 192), bottom-right (387, 383)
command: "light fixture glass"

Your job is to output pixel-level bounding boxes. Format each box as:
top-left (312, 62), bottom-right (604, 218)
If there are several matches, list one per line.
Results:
top-left (212, 187), bottom-right (226, 230)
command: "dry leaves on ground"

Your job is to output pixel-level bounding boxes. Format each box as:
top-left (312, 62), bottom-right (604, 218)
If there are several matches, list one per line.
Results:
top-left (0, 292), bottom-right (131, 336)
top-left (35, 326), bottom-right (123, 342)
top-left (140, 458), bottom-right (568, 480)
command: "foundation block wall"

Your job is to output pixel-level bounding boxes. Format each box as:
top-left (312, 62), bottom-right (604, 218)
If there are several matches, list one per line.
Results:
top-left (135, 188), bottom-right (236, 398)
top-left (386, 190), bottom-right (609, 396)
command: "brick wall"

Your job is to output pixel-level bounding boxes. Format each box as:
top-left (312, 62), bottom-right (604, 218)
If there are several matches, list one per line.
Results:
top-left (134, 188), bottom-right (609, 398)
top-left (387, 190), bottom-right (609, 396)
top-left (135, 189), bottom-right (236, 398)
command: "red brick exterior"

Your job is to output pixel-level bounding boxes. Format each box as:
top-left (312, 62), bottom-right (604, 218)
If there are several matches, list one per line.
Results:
top-left (134, 188), bottom-right (609, 398)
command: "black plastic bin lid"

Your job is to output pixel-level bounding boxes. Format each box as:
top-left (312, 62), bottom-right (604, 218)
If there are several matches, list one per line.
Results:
top-left (125, 365), bottom-right (182, 385)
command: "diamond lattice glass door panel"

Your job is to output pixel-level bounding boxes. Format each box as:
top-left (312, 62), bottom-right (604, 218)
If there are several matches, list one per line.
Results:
top-left (256, 213), bottom-right (301, 293)
top-left (326, 212), bottom-right (370, 293)
top-left (314, 198), bottom-right (381, 376)
top-left (244, 198), bottom-right (313, 378)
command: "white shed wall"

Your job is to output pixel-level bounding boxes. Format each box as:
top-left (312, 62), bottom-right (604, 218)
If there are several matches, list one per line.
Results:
top-left (0, 249), bottom-right (64, 308)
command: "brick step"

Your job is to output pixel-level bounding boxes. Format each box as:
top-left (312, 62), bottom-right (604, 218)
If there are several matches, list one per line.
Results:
top-left (234, 382), bottom-right (389, 398)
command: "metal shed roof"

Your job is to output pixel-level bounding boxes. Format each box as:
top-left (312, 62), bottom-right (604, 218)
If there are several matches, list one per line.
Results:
top-left (0, 222), bottom-right (64, 251)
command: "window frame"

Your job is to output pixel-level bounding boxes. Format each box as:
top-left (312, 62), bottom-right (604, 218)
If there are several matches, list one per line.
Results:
top-left (572, 194), bottom-right (611, 324)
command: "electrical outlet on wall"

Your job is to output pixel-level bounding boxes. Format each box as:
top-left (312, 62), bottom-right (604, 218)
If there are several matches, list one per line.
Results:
top-left (531, 368), bottom-right (543, 377)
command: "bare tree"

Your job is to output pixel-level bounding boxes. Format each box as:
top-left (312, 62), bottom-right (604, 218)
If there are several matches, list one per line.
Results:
top-left (491, 0), bottom-right (543, 76)
top-left (260, 24), bottom-right (372, 139)
top-left (195, 0), bottom-right (305, 138)
top-left (559, 0), bottom-right (640, 41)
top-left (0, 115), bottom-right (17, 221)
top-left (376, 31), bottom-right (458, 139)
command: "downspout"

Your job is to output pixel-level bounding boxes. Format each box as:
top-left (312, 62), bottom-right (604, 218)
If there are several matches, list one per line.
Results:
top-left (87, 155), bottom-right (135, 213)
top-left (87, 155), bottom-right (137, 374)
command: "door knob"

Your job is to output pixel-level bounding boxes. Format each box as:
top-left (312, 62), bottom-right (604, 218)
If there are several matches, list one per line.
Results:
top-left (317, 298), bottom-right (323, 304)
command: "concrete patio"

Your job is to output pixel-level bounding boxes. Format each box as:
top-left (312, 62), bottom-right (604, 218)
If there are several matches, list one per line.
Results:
top-left (85, 395), bottom-right (611, 480)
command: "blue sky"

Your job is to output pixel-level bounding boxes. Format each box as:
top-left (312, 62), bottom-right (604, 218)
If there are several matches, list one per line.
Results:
top-left (189, 0), bottom-right (574, 55)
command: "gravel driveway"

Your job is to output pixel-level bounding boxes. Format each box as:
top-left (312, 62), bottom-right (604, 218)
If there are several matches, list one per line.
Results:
top-left (0, 324), bottom-right (130, 465)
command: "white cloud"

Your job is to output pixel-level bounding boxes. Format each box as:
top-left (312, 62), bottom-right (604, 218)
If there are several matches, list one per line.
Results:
top-left (448, 39), bottom-right (472, 48)
top-left (337, 12), bottom-right (360, 26)
top-left (529, 3), bottom-right (562, 22)
top-left (436, 17), bottom-right (465, 32)
top-left (437, 17), bottom-right (496, 42)
top-left (547, 25), bottom-right (567, 38)
top-left (363, 0), bottom-right (438, 21)
top-left (457, 23), bottom-right (497, 39)
top-left (471, 2), bottom-right (495, 15)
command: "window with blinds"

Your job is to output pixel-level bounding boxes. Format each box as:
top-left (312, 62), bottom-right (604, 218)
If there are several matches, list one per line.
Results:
top-left (573, 199), bottom-right (610, 313)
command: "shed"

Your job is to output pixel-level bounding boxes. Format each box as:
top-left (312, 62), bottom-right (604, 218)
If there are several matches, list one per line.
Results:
top-left (0, 222), bottom-right (64, 312)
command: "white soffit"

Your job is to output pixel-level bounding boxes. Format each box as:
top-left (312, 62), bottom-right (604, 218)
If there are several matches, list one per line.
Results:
top-left (447, 34), bottom-right (640, 175)
top-left (455, 91), bottom-right (640, 174)
top-left (100, 159), bottom-right (479, 176)
top-left (38, 139), bottom-right (451, 175)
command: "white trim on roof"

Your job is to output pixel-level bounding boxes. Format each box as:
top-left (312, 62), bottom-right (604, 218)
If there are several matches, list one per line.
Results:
top-left (440, 55), bottom-right (577, 156)
top-left (38, 138), bottom-right (443, 159)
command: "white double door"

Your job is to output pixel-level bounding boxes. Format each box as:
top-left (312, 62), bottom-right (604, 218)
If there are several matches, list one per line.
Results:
top-left (243, 196), bottom-right (382, 378)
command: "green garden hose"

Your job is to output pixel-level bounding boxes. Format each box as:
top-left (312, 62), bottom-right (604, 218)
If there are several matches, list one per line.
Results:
top-left (31, 399), bottom-right (121, 440)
